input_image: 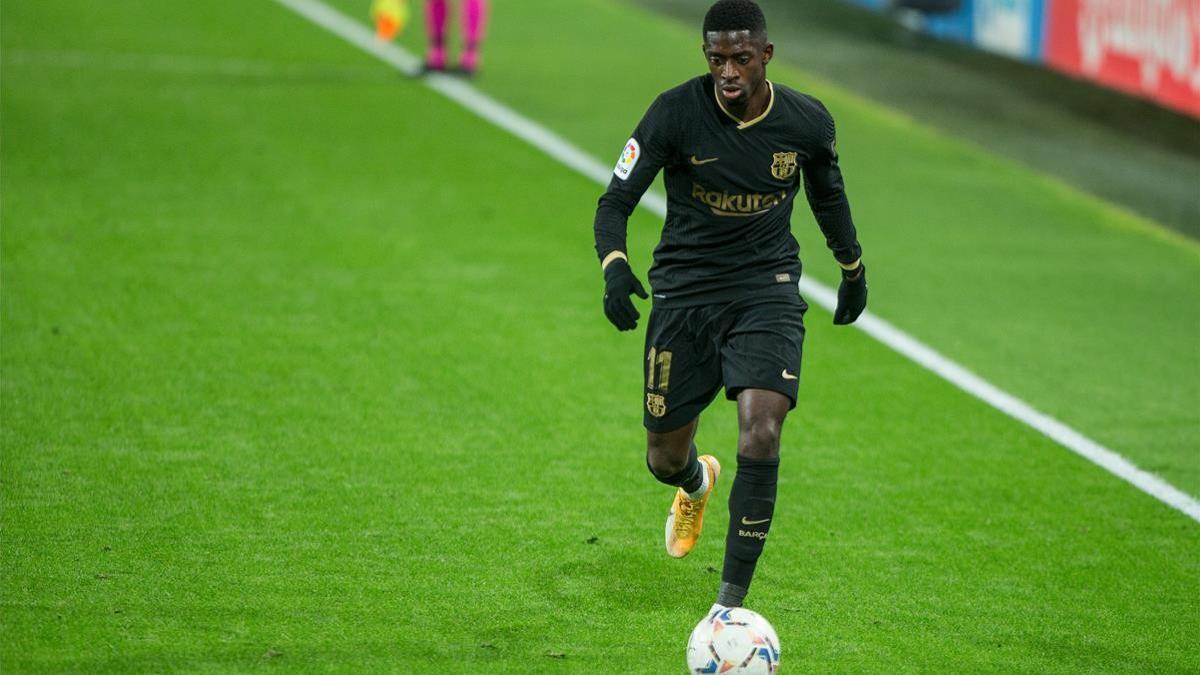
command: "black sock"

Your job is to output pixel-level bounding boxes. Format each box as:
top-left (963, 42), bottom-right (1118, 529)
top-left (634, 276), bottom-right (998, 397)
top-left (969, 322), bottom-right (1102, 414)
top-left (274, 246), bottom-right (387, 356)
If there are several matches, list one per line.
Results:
top-left (716, 582), bottom-right (748, 608)
top-left (647, 443), bottom-right (704, 494)
top-left (719, 454), bottom-right (779, 605)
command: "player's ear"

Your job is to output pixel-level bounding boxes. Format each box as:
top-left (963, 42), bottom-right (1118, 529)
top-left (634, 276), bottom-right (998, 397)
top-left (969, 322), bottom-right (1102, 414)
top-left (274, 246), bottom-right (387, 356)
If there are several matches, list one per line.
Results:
top-left (762, 42), bottom-right (774, 64)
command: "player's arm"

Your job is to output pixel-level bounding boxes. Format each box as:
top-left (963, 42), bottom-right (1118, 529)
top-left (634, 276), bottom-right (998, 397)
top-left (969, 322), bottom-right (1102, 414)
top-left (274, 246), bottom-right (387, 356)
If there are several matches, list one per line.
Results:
top-left (593, 97), bottom-right (674, 331)
top-left (801, 105), bottom-right (867, 325)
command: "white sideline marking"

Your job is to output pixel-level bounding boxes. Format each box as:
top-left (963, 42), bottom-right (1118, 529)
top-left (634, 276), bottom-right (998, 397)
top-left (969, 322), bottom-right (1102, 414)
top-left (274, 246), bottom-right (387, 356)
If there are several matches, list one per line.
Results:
top-left (272, 0), bottom-right (1200, 524)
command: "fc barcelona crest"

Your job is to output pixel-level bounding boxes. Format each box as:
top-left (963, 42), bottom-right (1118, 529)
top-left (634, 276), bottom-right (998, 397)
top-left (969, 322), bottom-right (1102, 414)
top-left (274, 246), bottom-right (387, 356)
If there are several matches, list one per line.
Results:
top-left (646, 393), bottom-right (667, 418)
top-left (770, 151), bottom-right (798, 180)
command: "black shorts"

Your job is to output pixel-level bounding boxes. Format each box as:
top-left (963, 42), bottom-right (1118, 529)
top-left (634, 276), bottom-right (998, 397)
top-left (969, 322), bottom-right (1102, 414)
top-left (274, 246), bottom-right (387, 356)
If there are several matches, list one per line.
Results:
top-left (642, 293), bottom-right (808, 432)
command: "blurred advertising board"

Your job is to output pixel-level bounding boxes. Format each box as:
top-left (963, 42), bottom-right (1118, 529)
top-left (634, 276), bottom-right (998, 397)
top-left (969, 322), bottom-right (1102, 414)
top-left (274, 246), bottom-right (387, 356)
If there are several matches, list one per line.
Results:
top-left (923, 0), bottom-right (1047, 62)
top-left (842, 0), bottom-right (1200, 117)
top-left (1044, 0), bottom-right (1200, 117)
top-left (843, 0), bottom-right (1046, 61)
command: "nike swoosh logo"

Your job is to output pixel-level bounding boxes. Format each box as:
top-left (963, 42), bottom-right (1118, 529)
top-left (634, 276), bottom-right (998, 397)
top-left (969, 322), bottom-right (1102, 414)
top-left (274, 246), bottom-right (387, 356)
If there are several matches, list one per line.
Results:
top-left (690, 155), bottom-right (719, 165)
top-left (781, 370), bottom-right (798, 380)
top-left (741, 517), bottom-right (771, 525)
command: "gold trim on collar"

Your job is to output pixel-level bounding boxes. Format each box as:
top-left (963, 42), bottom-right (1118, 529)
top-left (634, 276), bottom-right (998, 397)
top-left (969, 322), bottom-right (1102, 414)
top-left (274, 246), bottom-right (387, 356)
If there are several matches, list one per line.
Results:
top-left (713, 81), bottom-right (775, 130)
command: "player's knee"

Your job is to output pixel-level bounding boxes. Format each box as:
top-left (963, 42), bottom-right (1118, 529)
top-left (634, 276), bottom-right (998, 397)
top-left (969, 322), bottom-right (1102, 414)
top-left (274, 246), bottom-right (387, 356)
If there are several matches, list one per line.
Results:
top-left (646, 445), bottom-right (689, 478)
top-left (737, 417), bottom-right (781, 459)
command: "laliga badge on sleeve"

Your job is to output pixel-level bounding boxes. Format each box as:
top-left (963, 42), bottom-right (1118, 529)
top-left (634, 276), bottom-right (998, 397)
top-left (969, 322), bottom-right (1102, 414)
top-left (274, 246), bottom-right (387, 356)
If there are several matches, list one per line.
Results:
top-left (613, 138), bottom-right (641, 181)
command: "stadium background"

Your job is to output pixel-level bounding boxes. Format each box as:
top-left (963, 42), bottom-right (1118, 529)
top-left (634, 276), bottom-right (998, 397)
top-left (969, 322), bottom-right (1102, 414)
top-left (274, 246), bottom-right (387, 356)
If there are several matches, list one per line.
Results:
top-left (2, 0), bottom-right (1197, 671)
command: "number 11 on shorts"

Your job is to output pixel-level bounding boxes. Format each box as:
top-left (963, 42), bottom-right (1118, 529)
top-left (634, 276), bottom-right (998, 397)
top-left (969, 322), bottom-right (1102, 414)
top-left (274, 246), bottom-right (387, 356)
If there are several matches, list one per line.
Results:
top-left (647, 347), bottom-right (673, 392)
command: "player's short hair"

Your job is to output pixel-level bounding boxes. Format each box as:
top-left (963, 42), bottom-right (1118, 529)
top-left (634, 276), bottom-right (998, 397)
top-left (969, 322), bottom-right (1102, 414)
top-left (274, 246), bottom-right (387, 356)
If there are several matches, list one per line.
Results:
top-left (702, 0), bottom-right (767, 39)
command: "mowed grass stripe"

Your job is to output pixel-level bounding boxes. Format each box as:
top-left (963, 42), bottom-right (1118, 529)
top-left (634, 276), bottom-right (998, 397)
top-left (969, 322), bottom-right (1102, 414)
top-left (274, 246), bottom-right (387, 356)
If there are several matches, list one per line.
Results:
top-left (276, 0), bottom-right (1199, 522)
top-left (1, 6), bottom-right (642, 669)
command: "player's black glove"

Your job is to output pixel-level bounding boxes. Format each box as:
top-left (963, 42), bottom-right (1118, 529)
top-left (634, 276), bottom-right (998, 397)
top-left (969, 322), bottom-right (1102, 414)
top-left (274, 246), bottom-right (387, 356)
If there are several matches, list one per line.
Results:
top-left (602, 258), bottom-right (649, 331)
top-left (833, 263), bottom-right (867, 325)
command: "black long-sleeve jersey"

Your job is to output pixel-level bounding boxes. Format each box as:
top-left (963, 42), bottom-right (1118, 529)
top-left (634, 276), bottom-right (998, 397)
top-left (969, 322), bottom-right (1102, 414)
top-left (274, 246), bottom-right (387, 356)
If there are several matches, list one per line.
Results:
top-left (594, 74), bottom-right (862, 308)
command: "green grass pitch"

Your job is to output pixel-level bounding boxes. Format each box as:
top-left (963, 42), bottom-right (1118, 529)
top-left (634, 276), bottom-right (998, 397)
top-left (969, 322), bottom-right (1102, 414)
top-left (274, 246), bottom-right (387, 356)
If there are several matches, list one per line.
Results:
top-left (3, 0), bottom-right (1198, 672)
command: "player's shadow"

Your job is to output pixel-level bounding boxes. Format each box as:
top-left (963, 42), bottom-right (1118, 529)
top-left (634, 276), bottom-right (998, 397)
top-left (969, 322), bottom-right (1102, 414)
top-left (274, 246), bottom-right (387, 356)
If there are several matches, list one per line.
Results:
top-left (524, 535), bottom-right (718, 614)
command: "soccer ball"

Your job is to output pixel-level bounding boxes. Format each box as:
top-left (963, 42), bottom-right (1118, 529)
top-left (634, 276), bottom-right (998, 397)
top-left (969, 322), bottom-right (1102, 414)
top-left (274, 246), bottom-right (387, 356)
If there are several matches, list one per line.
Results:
top-left (685, 606), bottom-right (781, 674)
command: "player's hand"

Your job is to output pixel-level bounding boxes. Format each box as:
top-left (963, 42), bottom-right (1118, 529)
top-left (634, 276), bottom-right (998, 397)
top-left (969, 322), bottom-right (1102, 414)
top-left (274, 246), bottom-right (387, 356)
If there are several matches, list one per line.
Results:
top-left (833, 263), bottom-right (867, 325)
top-left (602, 259), bottom-right (649, 331)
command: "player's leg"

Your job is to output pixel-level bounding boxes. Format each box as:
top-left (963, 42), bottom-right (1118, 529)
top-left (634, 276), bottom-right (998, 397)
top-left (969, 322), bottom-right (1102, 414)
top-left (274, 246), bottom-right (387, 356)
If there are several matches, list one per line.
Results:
top-left (646, 417), bottom-right (698, 480)
top-left (718, 389), bottom-right (789, 607)
top-left (423, 0), bottom-right (449, 71)
top-left (715, 295), bottom-right (806, 606)
top-left (647, 420), bottom-right (708, 518)
top-left (643, 305), bottom-right (724, 558)
top-left (458, 0), bottom-right (489, 74)
top-left (649, 421), bottom-right (723, 559)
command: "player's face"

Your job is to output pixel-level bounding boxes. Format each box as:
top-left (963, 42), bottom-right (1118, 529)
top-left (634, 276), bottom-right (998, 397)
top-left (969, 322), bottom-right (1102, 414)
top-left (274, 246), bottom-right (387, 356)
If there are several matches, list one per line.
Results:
top-left (702, 30), bottom-right (773, 109)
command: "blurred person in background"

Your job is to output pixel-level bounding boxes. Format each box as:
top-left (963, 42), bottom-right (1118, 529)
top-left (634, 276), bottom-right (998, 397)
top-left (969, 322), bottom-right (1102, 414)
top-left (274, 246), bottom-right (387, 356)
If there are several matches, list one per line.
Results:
top-left (424, 0), bottom-right (490, 75)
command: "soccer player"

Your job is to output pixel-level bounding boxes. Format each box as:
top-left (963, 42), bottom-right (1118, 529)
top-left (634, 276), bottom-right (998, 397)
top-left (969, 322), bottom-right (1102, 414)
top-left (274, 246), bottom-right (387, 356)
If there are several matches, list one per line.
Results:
top-left (423, 0), bottom-right (489, 75)
top-left (593, 0), bottom-right (867, 611)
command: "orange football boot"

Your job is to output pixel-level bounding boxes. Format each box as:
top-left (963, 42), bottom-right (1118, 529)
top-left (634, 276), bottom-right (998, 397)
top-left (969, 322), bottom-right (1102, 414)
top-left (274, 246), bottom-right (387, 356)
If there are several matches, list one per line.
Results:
top-left (665, 455), bottom-right (720, 558)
